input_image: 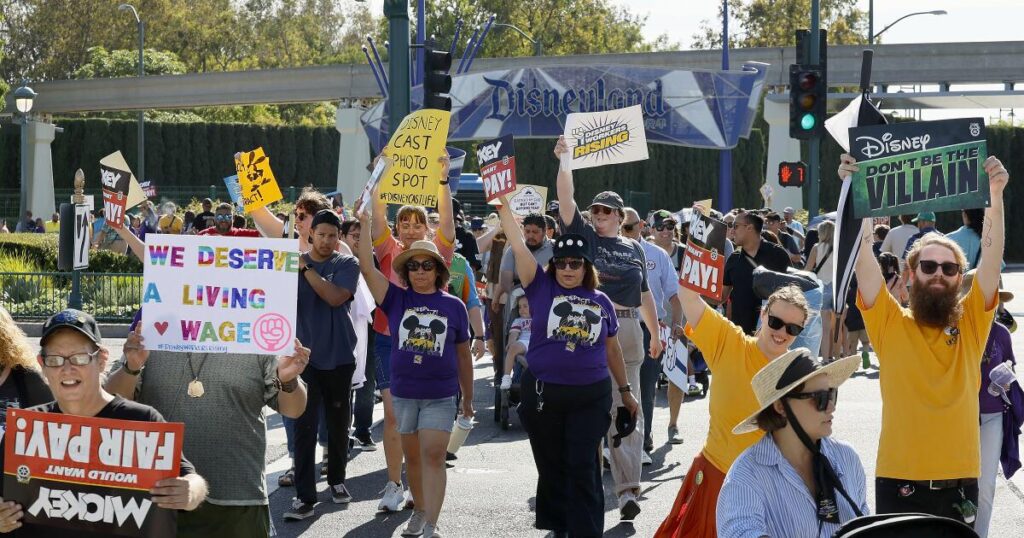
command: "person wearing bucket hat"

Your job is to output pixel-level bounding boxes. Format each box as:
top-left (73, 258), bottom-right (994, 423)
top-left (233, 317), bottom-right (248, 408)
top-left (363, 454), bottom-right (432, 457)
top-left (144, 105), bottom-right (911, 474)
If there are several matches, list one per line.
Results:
top-left (656, 283), bottom-right (811, 538)
top-left (357, 209), bottom-right (473, 538)
top-left (553, 136), bottom-right (662, 521)
top-left (495, 194), bottom-right (638, 537)
top-left (717, 349), bottom-right (867, 537)
top-left (838, 153), bottom-right (1009, 525)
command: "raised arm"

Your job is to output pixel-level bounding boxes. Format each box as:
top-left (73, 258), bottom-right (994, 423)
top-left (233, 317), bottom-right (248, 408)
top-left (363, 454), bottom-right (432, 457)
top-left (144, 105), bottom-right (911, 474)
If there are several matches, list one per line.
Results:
top-left (370, 182), bottom-right (390, 242)
top-left (838, 154), bottom-right (884, 307)
top-left (976, 156), bottom-right (1008, 307)
top-left (677, 287), bottom-right (710, 329)
top-left (435, 153), bottom-right (456, 247)
top-left (357, 210), bottom-right (390, 304)
top-left (251, 206), bottom-right (285, 238)
top-left (113, 224), bottom-right (145, 260)
top-left (554, 136), bottom-right (577, 226)
top-left (496, 196), bottom-right (538, 287)
top-left (475, 225), bottom-right (499, 253)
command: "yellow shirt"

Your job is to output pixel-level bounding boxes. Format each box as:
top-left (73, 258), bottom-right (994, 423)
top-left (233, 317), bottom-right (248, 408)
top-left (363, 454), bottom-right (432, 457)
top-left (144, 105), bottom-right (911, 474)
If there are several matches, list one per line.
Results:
top-left (43, 221), bottom-right (60, 233)
top-left (158, 214), bottom-right (183, 234)
top-left (687, 304), bottom-right (769, 473)
top-left (858, 277), bottom-right (996, 480)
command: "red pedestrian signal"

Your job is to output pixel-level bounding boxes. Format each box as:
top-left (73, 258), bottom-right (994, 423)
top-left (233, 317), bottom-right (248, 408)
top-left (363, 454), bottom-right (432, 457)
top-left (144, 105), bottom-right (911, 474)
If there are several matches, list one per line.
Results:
top-left (779, 161), bottom-right (807, 187)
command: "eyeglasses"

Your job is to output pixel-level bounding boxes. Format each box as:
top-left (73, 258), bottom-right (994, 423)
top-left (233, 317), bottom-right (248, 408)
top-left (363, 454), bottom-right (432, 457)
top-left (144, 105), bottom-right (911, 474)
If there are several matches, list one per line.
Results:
top-left (622, 221), bottom-right (640, 232)
top-left (725, 221), bottom-right (736, 228)
top-left (786, 387), bottom-right (839, 412)
top-left (655, 223), bottom-right (676, 231)
top-left (41, 349), bottom-right (99, 368)
top-left (405, 259), bottom-right (438, 272)
top-left (294, 212), bottom-right (309, 222)
top-left (589, 205), bottom-right (615, 216)
top-left (766, 314), bottom-right (804, 336)
top-left (214, 214), bottom-right (233, 222)
top-left (347, 233), bottom-right (361, 240)
top-left (917, 260), bottom-right (961, 277)
top-left (553, 258), bottom-right (584, 270)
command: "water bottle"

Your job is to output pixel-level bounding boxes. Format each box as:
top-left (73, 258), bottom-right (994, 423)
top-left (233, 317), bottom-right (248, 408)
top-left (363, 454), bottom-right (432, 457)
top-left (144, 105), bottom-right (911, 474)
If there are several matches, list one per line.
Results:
top-left (446, 415), bottom-right (474, 454)
top-left (988, 362), bottom-right (1016, 401)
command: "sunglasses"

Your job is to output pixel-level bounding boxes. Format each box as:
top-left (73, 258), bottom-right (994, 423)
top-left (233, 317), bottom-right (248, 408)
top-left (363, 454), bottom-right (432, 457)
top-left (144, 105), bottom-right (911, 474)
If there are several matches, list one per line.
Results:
top-left (766, 314), bottom-right (804, 336)
top-left (622, 221), bottom-right (640, 232)
top-left (589, 205), bottom-right (615, 216)
top-left (42, 350), bottom-right (99, 368)
top-left (214, 214), bottom-right (233, 222)
top-left (917, 260), bottom-right (961, 277)
top-left (655, 223), bottom-right (676, 231)
top-left (786, 387), bottom-right (839, 412)
top-left (294, 212), bottom-right (309, 222)
top-left (552, 258), bottom-right (584, 270)
top-left (405, 259), bottom-right (438, 272)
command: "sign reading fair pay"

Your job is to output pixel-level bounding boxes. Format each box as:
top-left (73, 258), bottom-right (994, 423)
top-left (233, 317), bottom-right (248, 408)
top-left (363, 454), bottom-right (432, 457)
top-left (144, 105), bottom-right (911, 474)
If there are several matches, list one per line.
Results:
top-left (477, 134), bottom-right (517, 203)
top-left (380, 109), bottom-right (451, 207)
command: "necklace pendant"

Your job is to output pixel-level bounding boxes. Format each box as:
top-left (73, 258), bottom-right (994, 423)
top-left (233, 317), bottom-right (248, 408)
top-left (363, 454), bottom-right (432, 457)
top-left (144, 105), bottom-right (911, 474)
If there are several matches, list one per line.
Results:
top-left (187, 379), bottom-right (205, 398)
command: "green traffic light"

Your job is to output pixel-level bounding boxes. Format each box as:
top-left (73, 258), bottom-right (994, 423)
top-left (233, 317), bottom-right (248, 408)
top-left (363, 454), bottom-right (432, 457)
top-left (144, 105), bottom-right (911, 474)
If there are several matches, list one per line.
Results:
top-left (801, 113), bottom-right (816, 130)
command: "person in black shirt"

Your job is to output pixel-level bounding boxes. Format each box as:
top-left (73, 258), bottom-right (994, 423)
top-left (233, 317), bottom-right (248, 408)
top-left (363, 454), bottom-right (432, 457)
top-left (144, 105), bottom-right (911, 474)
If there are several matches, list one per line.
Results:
top-left (0, 307), bottom-right (52, 440)
top-left (193, 198), bottom-right (216, 232)
top-left (723, 212), bottom-right (792, 334)
top-left (451, 199), bottom-right (481, 273)
top-left (0, 309), bottom-right (207, 536)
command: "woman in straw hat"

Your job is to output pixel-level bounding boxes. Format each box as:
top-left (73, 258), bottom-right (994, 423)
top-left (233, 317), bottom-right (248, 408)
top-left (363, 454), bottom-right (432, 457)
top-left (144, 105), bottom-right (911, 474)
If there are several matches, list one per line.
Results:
top-left (356, 211), bottom-right (473, 538)
top-left (496, 195), bottom-right (638, 538)
top-left (656, 284), bottom-right (810, 538)
top-left (717, 349), bottom-right (867, 537)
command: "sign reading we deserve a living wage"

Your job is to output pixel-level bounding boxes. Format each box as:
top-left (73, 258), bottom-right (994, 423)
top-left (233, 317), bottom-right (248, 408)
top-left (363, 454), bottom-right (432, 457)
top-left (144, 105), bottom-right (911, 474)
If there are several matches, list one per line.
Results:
top-left (477, 134), bottom-right (517, 202)
top-left (563, 104), bottom-right (649, 170)
top-left (3, 408), bottom-right (183, 538)
top-left (380, 109), bottom-right (451, 207)
top-left (680, 211), bottom-right (728, 302)
top-left (141, 234), bottom-right (299, 354)
top-left (849, 118), bottom-right (990, 218)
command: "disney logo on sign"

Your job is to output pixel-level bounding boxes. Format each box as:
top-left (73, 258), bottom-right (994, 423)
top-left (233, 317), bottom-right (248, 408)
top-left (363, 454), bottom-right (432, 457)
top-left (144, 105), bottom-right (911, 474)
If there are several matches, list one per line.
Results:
top-left (856, 133), bottom-right (931, 159)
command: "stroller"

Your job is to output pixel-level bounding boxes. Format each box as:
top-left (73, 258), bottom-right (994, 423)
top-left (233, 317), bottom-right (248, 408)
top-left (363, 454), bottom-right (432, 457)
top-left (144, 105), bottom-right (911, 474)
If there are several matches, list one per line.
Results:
top-left (494, 287), bottom-right (528, 430)
top-left (832, 513), bottom-right (978, 537)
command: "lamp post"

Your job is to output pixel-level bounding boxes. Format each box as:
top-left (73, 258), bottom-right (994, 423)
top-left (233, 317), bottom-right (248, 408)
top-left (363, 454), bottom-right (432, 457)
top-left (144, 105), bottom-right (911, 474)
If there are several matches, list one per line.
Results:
top-left (383, 0), bottom-right (411, 133)
top-left (869, 7), bottom-right (947, 44)
top-left (491, 23), bottom-right (542, 56)
top-left (718, 0), bottom-right (732, 211)
top-left (119, 3), bottom-right (145, 184)
top-left (14, 83), bottom-right (36, 229)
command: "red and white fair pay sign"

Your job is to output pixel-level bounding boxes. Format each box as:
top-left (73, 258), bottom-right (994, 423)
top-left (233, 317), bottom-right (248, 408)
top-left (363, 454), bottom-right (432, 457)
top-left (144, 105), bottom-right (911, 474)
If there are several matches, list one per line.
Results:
top-left (477, 134), bottom-right (517, 203)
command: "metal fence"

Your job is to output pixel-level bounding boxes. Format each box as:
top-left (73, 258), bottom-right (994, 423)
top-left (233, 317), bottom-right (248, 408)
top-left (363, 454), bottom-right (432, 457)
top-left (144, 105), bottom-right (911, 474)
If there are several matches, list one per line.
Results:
top-left (0, 272), bottom-right (143, 322)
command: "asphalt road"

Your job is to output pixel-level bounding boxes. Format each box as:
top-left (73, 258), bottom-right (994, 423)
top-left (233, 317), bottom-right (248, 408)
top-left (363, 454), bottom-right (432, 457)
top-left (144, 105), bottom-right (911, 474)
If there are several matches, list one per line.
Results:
top-left (32, 271), bottom-right (1024, 537)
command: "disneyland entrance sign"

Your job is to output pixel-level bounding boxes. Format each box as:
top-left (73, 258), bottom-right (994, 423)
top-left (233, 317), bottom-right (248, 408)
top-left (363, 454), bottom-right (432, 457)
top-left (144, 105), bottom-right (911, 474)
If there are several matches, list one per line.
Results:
top-left (361, 63), bottom-right (769, 151)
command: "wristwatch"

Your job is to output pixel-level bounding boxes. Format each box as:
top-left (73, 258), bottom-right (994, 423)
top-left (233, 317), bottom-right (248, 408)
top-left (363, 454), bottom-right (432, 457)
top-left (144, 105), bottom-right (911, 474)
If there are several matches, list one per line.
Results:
top-left (618, 384), bottom-right (633, 394)
top-left (471, 336), bottom-right (485, 341)
top-left (299, 263), bottom-right (314, 275)
top-left (439, 179), bottom-right (449, 185)
top-left (123, 363), bottom-right (143, 376)
top-left (274, 376), bottom-right (299, 393)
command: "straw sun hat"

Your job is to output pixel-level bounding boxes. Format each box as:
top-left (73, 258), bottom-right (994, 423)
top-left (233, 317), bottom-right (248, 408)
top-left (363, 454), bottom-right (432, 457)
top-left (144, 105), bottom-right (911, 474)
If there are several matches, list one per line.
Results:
top-left (733, 348), bottom-right (860, 435)
top-left (392, 240), bottom-right (447, 274)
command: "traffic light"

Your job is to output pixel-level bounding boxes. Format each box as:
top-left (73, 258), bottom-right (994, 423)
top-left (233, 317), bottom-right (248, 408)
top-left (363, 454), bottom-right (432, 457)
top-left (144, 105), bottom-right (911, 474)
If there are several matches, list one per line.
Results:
top-left (789, 64), bottom-right (825, 139)
top-left (779, 161), bottom-right (807, 187)
top-left (423, 45), bottom-right (452, 111)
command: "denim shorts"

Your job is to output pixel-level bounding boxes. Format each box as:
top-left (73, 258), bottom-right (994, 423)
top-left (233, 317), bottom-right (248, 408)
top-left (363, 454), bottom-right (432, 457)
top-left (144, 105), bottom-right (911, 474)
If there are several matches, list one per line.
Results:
top-left (374, 332), bottom-right (392, 390)
top-left (392, 395), bottom-right (457, 434)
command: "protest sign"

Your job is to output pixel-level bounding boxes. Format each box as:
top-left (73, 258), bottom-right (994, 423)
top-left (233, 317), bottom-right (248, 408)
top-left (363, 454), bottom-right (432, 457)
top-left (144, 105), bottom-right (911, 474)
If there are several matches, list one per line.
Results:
top-left (357, 156), bottom-right (393, 214)
top-left (139, 181), bottom-right (157, 198)
top-left (141, 234), bottom-right (299, 354)
top-left (849, 118), bottom-right (989, 218)
top-left (680, 210), bottom-right (728, 302)
top-left (694, 199), bottom-right (712, 216)
top-left (563, 104), bottom-right (649, 170)
top-left (660, 333), bottom-right (689, 391)
top-left (3, 408), bottom-right (183, 538)
top-left (234, 147), bottom-right (283, 213)
top-left (379, 109), bottom-right (451, 207)
top-left (759, 183), bottom-right (773, 205)
top-left (99, 151), bottom-right (147, 228)
top-left (501, 185), bottom-right (548, 217)
top-left (476, 135), bottom-right (517, 203)
top-left (222, 175), bottom-right (245, 213)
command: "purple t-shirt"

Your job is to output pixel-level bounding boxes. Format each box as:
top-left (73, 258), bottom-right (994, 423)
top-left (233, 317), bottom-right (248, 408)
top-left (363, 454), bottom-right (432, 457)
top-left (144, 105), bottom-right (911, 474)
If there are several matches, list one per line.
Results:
top-left (382, 283), bottom-right (470, 399)
top-left (523, 264), bottom-right (618, 385)
top-left (980, 320), bottom-right (1016, 414)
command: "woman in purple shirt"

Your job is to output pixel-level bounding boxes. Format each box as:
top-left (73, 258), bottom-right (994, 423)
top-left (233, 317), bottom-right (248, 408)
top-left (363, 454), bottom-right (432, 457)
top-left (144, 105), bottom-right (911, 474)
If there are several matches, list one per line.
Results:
top-left (357, 211), bottom-right (474, 538)
top-left (496, 195), bottom-right (637, 538)
top-left (977, 296), bottom-right (1016, 538)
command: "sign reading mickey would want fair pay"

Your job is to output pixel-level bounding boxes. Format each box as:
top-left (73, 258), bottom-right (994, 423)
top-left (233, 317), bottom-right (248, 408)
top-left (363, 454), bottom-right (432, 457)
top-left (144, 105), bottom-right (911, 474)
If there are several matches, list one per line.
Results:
top-left (477, 134), bottom-right (517, 203)
top-left (680, 211), bottom-right (728, 302)
top-left (141, 234), bottom-right (299, 354)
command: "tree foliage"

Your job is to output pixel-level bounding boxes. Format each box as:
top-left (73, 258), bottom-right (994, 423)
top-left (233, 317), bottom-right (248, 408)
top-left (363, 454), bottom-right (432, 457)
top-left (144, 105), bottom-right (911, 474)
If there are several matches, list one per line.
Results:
top-left (71, 46), bottom-right (186, 79)
top-left (692, 0), bottom-right (868, 49)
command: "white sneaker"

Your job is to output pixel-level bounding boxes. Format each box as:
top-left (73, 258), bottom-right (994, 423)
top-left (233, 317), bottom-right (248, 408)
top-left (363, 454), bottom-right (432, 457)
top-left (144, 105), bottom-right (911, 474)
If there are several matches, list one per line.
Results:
top-left (377, 481), bottom-right (404, 512)
top-left (500, 375), bottom-right (512, 390)
top-left (423, 523), bottom-right (440, 537)
top-left (402, 510), bottom-right (427, 536)
top-left (641, 451), bottom-right (652, 466)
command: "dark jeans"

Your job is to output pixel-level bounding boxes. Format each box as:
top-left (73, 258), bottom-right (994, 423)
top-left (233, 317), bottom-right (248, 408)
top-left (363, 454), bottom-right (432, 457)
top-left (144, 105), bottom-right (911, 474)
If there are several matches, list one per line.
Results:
top-left (518, 369), bottom-right (611, 537)
top-left (295, 364), bottom-right (356, 503)
top-left (876, 477), bottom-right (979, 527)
top-left (352, 326), bottom-right (376, 437)
top-left (639, 323), bottom-right (661, 449)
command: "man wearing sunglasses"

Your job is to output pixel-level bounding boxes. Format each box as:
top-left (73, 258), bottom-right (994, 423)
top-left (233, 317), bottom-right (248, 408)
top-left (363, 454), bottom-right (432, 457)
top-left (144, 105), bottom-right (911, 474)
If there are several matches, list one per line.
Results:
top-left (838, 153), bottom-right (1009, 526)
top-left (723, 212), bottom-right (792, 335)
top-left (197, 203), bottom-right (261, 238)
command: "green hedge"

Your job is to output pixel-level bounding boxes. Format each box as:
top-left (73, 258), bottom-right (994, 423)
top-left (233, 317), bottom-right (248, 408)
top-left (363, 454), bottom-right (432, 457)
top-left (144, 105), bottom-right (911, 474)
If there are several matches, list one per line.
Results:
top-left (0, 234), bottom-right (142, 273)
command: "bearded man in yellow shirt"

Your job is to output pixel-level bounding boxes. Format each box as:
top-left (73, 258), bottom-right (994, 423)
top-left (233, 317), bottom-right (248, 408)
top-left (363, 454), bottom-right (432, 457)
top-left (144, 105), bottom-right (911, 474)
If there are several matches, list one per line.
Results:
top-left (837, 153), bottom-right (1009, 528)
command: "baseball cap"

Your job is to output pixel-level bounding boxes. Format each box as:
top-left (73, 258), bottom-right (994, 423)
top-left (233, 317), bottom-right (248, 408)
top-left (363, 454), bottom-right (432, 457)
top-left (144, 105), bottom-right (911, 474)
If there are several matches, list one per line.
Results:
top-left (41, 309), bottom-right (102, 347)
top-left (470, 217), bottom-right (484, 231)
top-left (912, 212), bottom-right (936, 223)
top-left (783, 207), bottom-right (795, 215)
top-left (310, 209), bottom-right (342, 230)
top-left (590, 191), bottom-right (624, 210)
top-left (649, 209), bottom-right (677, 228)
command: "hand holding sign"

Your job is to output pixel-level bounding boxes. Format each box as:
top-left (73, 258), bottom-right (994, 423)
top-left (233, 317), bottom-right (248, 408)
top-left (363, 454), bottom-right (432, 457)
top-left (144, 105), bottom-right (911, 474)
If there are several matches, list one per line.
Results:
top-left (277, 338), bottom-right (311, 383)
top-left (563, 105), bottom-right (649, 170)
top-left (984, 155), bottom-right (1009, 196)
top-left (477, 134), bottom-right (517, 203)
top-left (380, 109), bottom-right (451, 207)
top-left (680, 210), bottom-right (728, 302)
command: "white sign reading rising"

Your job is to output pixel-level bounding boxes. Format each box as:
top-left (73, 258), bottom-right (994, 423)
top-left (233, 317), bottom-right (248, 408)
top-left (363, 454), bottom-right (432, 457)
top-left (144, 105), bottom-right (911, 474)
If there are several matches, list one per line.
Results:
top-left (140, 234), bottom-right (300, 354)
top-left (563, 104), bottom-right (649, 170)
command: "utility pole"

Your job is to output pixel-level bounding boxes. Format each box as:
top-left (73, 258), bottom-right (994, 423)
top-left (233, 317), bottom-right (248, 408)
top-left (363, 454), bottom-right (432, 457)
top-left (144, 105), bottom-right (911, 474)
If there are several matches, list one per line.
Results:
top-left (384, 0), bottom-right (411, 134)
top-left (807, 0), bottom-right (821, 217)
top-left (719, 0), bottom-right (733, 211)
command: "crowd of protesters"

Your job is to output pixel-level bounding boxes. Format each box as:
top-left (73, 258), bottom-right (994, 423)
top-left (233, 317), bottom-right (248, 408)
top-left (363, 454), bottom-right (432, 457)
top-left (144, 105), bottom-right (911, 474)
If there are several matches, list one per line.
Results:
top-left (0, 138), bottom-right (1019, 538)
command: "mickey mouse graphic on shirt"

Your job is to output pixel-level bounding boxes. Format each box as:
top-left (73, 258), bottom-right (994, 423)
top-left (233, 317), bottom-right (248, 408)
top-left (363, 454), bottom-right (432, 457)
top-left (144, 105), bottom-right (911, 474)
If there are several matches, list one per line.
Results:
top-left (399, 307), bottom-right (448, 362)
top-left (548, 295), bottom-right (603, 352)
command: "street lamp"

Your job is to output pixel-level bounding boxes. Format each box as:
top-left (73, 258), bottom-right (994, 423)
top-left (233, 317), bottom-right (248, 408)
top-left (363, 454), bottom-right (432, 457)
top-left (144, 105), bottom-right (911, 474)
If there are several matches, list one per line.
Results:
top-left (119, 3), bottom-right (145, 184)
top-left (491, 23), bottom-right (542, 56)
top-left (869, 6), bottom-right (947, 44)
top-left (14, 83), bottom-right (36, 231)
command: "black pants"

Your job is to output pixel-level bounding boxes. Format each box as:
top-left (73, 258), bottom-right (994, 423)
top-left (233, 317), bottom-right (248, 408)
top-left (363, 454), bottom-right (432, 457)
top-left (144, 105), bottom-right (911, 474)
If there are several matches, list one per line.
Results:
top-left (352, 327), bottom-right (376, 437)
top-left (876, 477), bottom-right (979, 527)
top-left (518, 370), bottom-right (611, 538)
top-left (639, 323), bottom-right (661, 449)
top-left (295, 364), bottom-right (356, 503)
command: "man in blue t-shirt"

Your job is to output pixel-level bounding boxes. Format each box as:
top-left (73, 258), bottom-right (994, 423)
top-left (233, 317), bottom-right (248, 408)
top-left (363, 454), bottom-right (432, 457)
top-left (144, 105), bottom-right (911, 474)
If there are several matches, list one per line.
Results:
top-left (285, 210), bottom-right (362, 521)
